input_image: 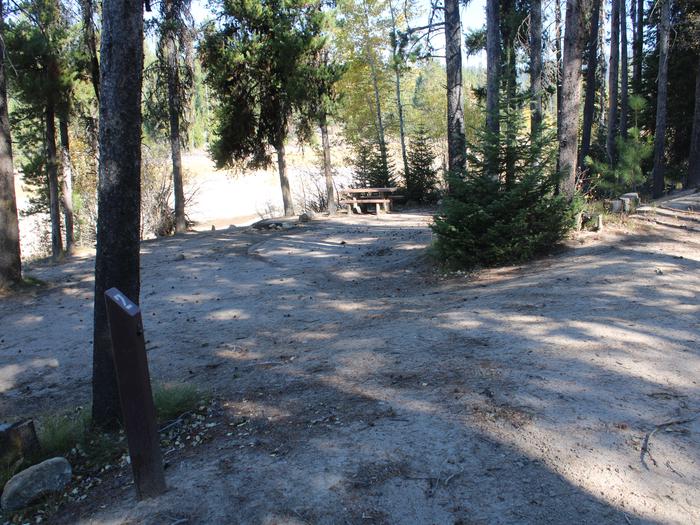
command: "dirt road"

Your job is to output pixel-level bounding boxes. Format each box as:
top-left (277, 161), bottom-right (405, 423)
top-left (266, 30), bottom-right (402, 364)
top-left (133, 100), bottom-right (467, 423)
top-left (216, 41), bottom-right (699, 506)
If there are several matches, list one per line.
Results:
top-left (1, 208), bottom-right (699, 524)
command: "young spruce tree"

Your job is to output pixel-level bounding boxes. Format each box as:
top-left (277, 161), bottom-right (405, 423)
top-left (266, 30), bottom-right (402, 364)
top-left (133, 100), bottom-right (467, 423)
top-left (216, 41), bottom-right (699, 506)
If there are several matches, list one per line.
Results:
top-left (405, 126), bottom-right (438, 203)
top-left (432, 106), bottom-right (575, 269)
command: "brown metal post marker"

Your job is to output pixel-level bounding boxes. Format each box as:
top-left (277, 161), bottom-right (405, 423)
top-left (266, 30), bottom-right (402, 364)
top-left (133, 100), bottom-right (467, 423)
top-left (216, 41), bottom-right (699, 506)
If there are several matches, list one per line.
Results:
top-left (105, 287), bottom-right (166, 499)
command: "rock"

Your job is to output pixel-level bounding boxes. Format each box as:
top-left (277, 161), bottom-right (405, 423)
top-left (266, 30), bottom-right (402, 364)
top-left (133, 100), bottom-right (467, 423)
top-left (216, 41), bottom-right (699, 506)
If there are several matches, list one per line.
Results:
top-left (1, 457), bottom-right (72, 512)
top-left (0, 420), bottom-right (40, 469)
top-left (299, 212), bottom-right (311, 223)
top-left (174, 253), bottom-right (186, 261)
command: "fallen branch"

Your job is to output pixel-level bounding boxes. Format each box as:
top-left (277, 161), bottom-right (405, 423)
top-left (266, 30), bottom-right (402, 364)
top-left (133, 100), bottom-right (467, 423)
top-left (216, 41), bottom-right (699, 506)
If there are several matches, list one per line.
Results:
top-left (640, 415), bottom-right (698, 469)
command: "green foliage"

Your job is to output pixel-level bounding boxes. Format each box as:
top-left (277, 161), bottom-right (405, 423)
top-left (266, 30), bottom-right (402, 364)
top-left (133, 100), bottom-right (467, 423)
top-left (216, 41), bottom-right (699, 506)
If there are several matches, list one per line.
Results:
top-left (153, 383), bottom-right (207, 423)
top-left (405, 126), bottom-right (438, 202)
top-left (199, 0), bottom-right (332, 169)
top-left (432, 110), bottom-right (575, 269)
top-left (586, 95), bottom-right (653, 196)
top-left (142, 0), bottom-right (195, 144)
top-left (352, 139), bottom-right (395, 187)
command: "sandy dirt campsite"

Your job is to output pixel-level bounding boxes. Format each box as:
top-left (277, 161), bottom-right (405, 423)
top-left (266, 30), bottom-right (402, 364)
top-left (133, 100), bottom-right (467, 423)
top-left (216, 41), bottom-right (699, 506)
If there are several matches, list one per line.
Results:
top-left (1, 200), bottom-right (699, 524)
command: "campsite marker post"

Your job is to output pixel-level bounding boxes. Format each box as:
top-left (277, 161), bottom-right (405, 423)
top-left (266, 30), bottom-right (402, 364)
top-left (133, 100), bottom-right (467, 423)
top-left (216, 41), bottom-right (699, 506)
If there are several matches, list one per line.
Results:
top-left (105, 287), bottom-right (166, 500)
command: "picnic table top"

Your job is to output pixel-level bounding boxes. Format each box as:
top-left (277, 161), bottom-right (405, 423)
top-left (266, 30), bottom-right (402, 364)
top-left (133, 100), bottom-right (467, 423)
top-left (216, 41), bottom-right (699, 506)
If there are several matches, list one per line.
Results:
top-left (340, 187), bottom-right (399, 194)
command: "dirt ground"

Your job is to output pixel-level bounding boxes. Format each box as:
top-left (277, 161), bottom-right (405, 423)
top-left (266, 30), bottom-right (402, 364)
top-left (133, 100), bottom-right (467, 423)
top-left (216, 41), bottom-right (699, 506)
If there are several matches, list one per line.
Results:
top-left (1, 204), bottom-right (699, 524)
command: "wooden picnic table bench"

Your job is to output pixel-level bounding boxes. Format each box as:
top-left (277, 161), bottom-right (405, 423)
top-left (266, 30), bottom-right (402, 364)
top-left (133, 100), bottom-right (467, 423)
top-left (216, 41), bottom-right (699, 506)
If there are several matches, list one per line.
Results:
top-left (339, 187), bottom-right (401, 215)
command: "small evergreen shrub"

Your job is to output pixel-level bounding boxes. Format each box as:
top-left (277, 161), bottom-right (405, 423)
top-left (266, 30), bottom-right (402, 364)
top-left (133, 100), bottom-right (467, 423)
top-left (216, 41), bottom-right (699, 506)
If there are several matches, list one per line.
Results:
top-left (432, 111), bottom-right (576, 269)
top-left (586, 95), bottom-right (652, 196)
top-left (405, 126), bottom-right (439, 203)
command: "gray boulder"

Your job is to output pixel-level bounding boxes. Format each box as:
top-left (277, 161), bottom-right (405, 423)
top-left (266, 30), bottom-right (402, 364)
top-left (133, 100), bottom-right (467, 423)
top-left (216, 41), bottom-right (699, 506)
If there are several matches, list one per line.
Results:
top-left (1, 457), bottom-right (72, 512)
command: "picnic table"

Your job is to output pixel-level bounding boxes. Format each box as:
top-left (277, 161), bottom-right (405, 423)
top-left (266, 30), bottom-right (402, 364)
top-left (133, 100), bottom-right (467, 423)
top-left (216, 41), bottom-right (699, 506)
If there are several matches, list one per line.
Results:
top-left (339, 187), bottom-right (401, 215)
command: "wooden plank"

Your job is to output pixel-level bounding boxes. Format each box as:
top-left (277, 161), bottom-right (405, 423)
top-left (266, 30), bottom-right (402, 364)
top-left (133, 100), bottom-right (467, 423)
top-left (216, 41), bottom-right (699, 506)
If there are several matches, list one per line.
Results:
top-left (104, 288), bottom-right (166, 500)
top-left (339, 199), bottom-right (390, 205)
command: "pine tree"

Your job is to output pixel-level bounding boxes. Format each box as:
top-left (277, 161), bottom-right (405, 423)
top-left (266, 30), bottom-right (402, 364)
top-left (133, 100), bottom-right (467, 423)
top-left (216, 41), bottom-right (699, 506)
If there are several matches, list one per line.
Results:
top-left (405, 126), bottom-right (438, 203)
top-left (432, 107), bottom-right (575, 269)
top-left (352, 139), bottom-right (395, 188)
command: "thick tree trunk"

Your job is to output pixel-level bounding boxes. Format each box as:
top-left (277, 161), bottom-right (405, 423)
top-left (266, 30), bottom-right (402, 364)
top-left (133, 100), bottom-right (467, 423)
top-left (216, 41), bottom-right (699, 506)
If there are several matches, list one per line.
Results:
top-left (580, 0), bottom-right (601, 167)
top-left (559, 0), bottom-right (589, 199)
top-left (0, 3), bottom-right (21, 288)
top-left (530, 0), bottom-right (543, 135)
top-left (652, 0), bottom-right (672, 198)
top-left (689, 56), bottom-right (700, 188)
top-left (389, 2), bottom-right (408, 178)
top-left (607, 0), bottom-right (620, 164)
top-left (620, 0), bottom-right (629, 138)
top-left (486, 0), bottom-right (500, 140)
top-left (45, 104), bottom-right (63, 259)
top-left (59, 118), bottom-right (74, 252)
top-left (92, 0), bottom-right (144, 430)
top-left (80, 0), bottom-right (100, 101)
top-left (445, 0), bottom-right (465, 177)
top-left (632, 0), bottom-right (643, 93)
top-left (276, 139), bottom-right (294, 216)
top-left (320, 113), bottom-right (336, 214)
top-left (164, 14), bottom-right (186, 234)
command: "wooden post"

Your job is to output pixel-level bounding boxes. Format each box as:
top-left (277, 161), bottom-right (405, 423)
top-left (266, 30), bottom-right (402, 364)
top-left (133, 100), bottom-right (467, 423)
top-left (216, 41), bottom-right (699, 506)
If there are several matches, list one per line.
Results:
top-left (104, 288), bottom-right (166, 500)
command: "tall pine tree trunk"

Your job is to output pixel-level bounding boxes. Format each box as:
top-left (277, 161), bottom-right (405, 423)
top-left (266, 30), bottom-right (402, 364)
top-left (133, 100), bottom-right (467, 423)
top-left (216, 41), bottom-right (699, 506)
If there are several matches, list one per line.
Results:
top-left (486, 0), bottom-right (500, 178)
top-left (580, 0), bottom-right (601, 168)
top-left (0, 2), bottom-right (21, 288)
top-left (555, 0), bottom-right (563, 158)
top-left (59, 118), bottom-right (74, 253)
top-left (45, 103), bottom-right (63, 259)
top-left (92, 0), bottom-right (144, 430)
top-left (607, 0), bottom-right (620, 164)
top-left (80, 0), bottom-right (100, 101)
top-left (652, 0), bottom-right (672, 198)
top-left (503, 3), bottom-right (517, 188)
top-left (445, 0), bottom-right (465, 177)
top-left (620, 0), bottom-right (629, 138)
top-left (389, 1), bottom-right (408, 178)
top-left (632, 0), bottom-right (643, 93)
top-left (689, 56), bottom-right (700, 188)
top-left (530, 0), bottom-right (543, 134)
top-left (486, 0), bottom-right (500, 139)
top-left (362, 0), bottom-right (388, 173)
top-left (164, 14), bottom-right (186, 234)
top-left (559, 0), bottom-right (589, 199)
top-left (320, 112), bottom-right (336, 214)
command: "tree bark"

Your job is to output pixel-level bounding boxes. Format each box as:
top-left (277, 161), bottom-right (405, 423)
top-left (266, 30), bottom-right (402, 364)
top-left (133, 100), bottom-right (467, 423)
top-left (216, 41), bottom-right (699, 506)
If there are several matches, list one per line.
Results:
top-left (276, 139), bottom-right (294, 216)
top-left (389, 1), bottom-right (408, 179)
top-left (59, 118), bottom-right (74, 253)
top-left (164, 4), bottom-right (186, 234)
top-left (0, 2), bottom-right (21, 288)
top-left (555, 0), bottom-right (563, 160)
top-left (559, 0), bottom-right (589, 199)
top-left (92, 0), bottom-right (144, 430)
top-left (530, 0), bottom-right (543, 135)
top-left (486, 0), bottom-right (500, 140)
top-left (689, 56), bottom-right (700, 188)
top-left (607, 0), bottom-right (620, 164)
top-left (320, 112), bottom-right (336, 214)
top-left (445, 0), bottom-right (465, 177)
top-left (632, 0), bottom-right (643, 93)
top-left (45, 104), bottom-right (63, 259)
top-left (580, 0), bottom-right (601, 168)
top-left (652, 0), bottom-right (672, 198)
top-left (620, 0), bottom-right (629, 138)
